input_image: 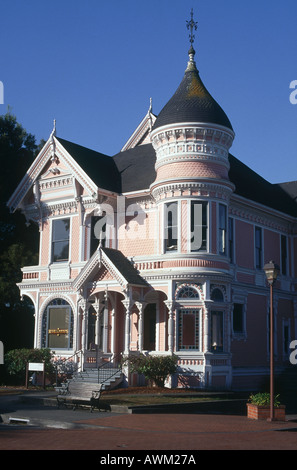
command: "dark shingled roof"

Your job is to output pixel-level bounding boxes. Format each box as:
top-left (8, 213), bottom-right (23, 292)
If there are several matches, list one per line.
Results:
top-left (112, 144), bottom-right (156, 193)
top-left (57, 134), bottom-right (297, 218)
top-left (153, 64), bottom-right (233, 131)
top-left (102, 247), bottom-right (147, 286)
top-left (56, 137), bottom-right (121, 193)
top-left (228, 154), bottom-right (297, 217)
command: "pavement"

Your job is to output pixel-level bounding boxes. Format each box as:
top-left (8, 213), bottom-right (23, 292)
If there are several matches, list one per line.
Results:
top-left (0, 388), bottom-right (297, 454)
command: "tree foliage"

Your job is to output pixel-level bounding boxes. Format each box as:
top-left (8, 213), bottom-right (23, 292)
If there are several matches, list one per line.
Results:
top-left (4, 348), bottom-right (55, 385)
top-left (123, 353), bottom-right (178, 387)
top-left (0, 112), bottom-right (40, 353)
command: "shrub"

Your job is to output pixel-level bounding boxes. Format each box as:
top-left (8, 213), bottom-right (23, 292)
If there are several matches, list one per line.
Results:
top-left (248, 392), bottom-right (281, 407)
top-left (123, 353), bottom-right (178, 387)
top-left (4, 348), bottom-right (54, 384)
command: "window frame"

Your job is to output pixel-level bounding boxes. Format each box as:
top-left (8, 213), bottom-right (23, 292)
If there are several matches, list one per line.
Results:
top-left (177, 308), bottom-right (201, 351)
top-left (228, 216), bottom-right (234, 263)
top-left (190, 200), bottom-right (208, 253)
top-left (51, 218), bottom-right (70, 263)
top-left (281, 234), bottom-right (288, 276)
top-left (255, 226), bottom-right (263, 270)
top-left (164, 201), bottom-right (179, 253)
top-left (90, 214), bottom-right (107, 256)
top-left (210, 310), bottom-right (224, 353)
top-left (218, 203), bottom-right (227, 256)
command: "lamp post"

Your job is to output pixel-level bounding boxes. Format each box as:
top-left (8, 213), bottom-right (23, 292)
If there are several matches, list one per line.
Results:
top-left (263, 260), bottom-right (280, 422)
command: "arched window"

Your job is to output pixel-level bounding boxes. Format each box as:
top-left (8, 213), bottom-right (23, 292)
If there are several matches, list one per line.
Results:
top-left (42, 298), bottom-right (73, 349)
top-left (211, 288), bottom-right (224, 302)
top-left (176, 285), bottom-right (200, 300)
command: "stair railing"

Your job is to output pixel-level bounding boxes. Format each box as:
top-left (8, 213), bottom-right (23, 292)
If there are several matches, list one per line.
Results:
top-left (97, 352), bottom-right (123, 385)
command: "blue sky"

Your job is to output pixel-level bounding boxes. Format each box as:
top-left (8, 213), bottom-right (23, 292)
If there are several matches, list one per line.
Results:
top-left (1, 0), bottom-right (296, 184)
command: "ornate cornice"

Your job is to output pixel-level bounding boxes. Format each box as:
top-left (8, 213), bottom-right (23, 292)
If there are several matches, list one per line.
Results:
top-left (229, 198), bottom-right (293, 233)
top-left (151, 179), bottom-right (234, 202)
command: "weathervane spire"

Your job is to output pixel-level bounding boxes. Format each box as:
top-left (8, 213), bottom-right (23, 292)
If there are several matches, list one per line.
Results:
top-left (186, 8), bottom-right (198, 47)
top-left (186, 9), bottom-right (198, 71)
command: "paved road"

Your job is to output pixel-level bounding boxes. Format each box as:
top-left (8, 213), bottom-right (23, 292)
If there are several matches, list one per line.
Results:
top-left (0, 390), bottom-right (297, 453)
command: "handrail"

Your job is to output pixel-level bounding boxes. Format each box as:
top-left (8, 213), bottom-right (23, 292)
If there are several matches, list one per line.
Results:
top-left (97, 352), bottom-right (123, 384)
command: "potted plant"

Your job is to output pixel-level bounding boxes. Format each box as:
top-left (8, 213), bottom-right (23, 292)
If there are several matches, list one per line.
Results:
top-left (247, 392), bottom-right (286, 421)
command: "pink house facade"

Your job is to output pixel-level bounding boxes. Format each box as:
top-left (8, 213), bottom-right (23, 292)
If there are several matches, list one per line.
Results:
top-left (8, 24), bottom-right (297, 390)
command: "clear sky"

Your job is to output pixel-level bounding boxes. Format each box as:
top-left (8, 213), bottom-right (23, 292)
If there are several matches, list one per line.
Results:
top-left (1, 0), bottom-right (296, 184)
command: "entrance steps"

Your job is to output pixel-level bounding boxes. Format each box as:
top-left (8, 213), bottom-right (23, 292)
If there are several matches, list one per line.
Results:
top-left (72, 367), bottom-right (123, 391)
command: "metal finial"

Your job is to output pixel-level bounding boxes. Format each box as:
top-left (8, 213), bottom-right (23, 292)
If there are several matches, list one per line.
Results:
top-left (186, 8), bottom-right (198, 46)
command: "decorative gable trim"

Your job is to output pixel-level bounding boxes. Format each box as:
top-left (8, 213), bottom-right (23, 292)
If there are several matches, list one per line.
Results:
top-left (121, 101), bottom-right (157, 151)
top-left (7, 134), bottom-right (99, 214)
top-left (72, 246), bottom-right (146, 292)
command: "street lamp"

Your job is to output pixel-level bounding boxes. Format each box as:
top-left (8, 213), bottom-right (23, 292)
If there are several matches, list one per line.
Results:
top-left (263, 260), bottom-right (280, 421)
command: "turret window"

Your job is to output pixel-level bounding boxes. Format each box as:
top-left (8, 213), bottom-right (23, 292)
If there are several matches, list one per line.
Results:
top-left (218, 204), bottom-right (227, 255)
top-left (164, 202), bottom-right (178, 252)
top-left (190, 201), bottom-right (208, 252)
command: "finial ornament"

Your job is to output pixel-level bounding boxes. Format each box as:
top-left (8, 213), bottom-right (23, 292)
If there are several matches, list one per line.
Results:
top-left (186, 8), bottom-right (198, 46)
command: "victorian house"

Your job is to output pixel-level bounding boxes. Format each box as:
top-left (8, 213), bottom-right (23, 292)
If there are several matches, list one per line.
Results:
top-left (7, 15), bottom-right (297, 390)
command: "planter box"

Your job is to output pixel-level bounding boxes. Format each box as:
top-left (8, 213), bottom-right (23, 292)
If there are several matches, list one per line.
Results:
top-left (247, 403), bottom-right (286, 421)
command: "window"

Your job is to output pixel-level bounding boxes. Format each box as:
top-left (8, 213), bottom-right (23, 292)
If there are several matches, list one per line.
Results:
top-left (255, 226), bottom-right (262, 269)
top-left (191, 201), bottom-right (208, 252)
top-left (283, 322), bottom-right (290, 357)
top-left (218, 204), bottom-right (227, 255)
top-left (91, 214), bottom-right (106, 255)
top-left (228, 217), bottom-right (234, 263)
top-left (281, 235), bottom-right (287, 276)
top-left (143, 304), bottom-right (156, 350)
top-left (52, 218), bottom-right (70, 262)
top-left (211, 288), bottom-right (224, 302)
top-left (233, 303), bottom-right (244, 335)
top-left (211, 311), bottom-right (224, 352)
top-left (176, 285), bottom-right (200, 299)
top-left (178, 309), bottom-right (200, 350)
top-left (164, 202), bottom-right (178, 252)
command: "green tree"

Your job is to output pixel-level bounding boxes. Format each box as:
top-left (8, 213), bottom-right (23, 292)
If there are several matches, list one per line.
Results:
top-left (0, 112), bottom-right (40, 357)
top-left (4, 348), bottom-right (54, 385)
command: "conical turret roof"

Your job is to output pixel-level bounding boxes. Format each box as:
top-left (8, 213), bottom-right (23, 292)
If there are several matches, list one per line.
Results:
top-left (153, 46), bottom-right (233, 132)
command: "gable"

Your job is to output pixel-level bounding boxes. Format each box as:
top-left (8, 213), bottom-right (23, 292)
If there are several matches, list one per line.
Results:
top-left (7, 133), bottom-right (120, 216)
top-left (121, 103), bottom-right (157, 152)
top-left (73, 246), bottom-right (147, 292)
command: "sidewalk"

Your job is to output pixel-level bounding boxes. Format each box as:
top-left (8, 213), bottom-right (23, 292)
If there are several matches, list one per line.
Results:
top-left (1, 389), bottom-right (297, 451)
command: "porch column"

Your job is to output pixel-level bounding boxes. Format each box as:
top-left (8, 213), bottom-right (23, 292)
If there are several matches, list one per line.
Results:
top-left (164, 301), bottom-right (174, 353)
top-left (103, 292), bottom-right (109, 353)
top-left (135, 302), bottom-right (146, 352)
top-left (79, 299), bottom-right (88, 351)
top-left (122, 299), bottom-right (132, 354)
top-left (203, 302), bottom-right (211, 352)
top-left (94, 299), bottom-right (101, 347)
top-left (111, 308), bottom-right (115, 354)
